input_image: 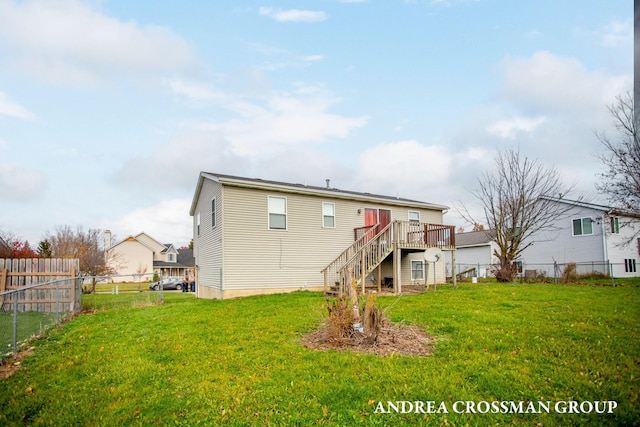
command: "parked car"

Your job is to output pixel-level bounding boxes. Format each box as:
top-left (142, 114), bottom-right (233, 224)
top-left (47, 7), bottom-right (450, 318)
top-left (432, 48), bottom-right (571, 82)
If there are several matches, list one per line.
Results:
top-left (149, 277), bottom-right (184, 291)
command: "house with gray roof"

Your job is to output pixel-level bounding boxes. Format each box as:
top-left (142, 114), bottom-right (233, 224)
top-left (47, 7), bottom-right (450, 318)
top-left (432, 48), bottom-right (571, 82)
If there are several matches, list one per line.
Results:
top-left (189, 172), bottom-right (457, 299)
top-left (448, 198), bottom-right (640, 279)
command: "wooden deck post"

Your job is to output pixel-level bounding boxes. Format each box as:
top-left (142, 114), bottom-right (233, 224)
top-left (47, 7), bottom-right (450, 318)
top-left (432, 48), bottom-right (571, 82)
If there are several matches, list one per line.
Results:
top-left (393, 246), bottom-right (401, 294)
top-left (376, 264), bottom-right (381, 293)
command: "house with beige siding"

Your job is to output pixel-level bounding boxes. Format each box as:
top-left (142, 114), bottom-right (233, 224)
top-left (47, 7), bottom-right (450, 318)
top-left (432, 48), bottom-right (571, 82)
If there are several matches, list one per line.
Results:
top-left (105, 231), bottom-right (193, 282)
top-left (189, 172), bottom-right (457, 299)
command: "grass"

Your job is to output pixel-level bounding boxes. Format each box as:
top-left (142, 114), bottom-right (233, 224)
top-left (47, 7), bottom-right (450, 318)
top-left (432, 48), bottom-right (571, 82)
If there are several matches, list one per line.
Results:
top-left (0, 282), bottom-right (638, 426)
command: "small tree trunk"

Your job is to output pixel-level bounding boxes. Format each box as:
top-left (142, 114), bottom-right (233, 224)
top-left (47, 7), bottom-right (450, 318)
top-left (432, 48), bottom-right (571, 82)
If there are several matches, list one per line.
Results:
top-left (347, 269), bottom-right (361, 329)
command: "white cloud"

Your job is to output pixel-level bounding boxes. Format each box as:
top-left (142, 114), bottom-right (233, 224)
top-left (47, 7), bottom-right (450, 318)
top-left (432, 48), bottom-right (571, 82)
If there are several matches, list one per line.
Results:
top-left (0, 91), bottom-right (36, 120)
top-left (497, 51), bottom-right (629, 117)
top-left (356, 140), bottom-right (452, 199)
top-left (259, 7), bottom-right (328, 23)
top-left (0, 0), bottom-right (196, 86)
top-left (486, 116), bottom-right (546, 140)
top-left (196, 91), bottom-right (368, 156)
top-left (115, 130), bottom-right (248, 192)
top-left (108, 199), bottom-right (193, 247)
top-left (0, 162), bottom-right (46, 201)
top-left (166, 79), bottom-right (225, 102)
top-left (302, 55), bottom-right (325, 62)
top-left (598, 20), bottom-right (633, 47)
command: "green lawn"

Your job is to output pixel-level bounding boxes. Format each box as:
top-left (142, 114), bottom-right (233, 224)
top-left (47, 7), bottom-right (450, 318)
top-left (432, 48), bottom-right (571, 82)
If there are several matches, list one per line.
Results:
top-left (0, 283), bottom-right (638, 426)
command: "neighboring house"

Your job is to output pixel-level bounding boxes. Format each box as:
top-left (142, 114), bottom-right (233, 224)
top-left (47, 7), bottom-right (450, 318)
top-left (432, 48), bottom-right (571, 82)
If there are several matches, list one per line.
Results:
top-left (450, 198), bottom-right (640, 279)
top-left (445, 230), bottom-right (499, 278)
top-left (189, 172), bottom-right (457, 299)
top-left (105, 231), bottom-right (194, 282)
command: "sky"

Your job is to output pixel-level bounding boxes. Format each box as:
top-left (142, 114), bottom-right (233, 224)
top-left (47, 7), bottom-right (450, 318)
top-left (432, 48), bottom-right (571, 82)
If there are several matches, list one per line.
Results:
top-left (0, 0), bottom-right (633, 248)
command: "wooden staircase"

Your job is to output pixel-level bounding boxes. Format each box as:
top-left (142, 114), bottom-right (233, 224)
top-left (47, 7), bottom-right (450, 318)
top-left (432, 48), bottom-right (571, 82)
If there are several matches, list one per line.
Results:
top-left (322, 220), bottom-right (457, 296)
top-left (322, 222), bottom-right (393, 296)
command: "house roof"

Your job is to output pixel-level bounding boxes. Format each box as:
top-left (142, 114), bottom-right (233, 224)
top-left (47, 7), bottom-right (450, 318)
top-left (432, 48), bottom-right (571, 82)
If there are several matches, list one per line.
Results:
top-left (177, 249), bottom-right (195, 267)
top-left (455, 230), bottom-right (496, 247)
top-left (108, 235), bottom-right (157, 253)
top-left (153, 261), bottom-right (191, 269)
top-left (542, 197), bottom-right (640, 219)
top-left (190, 172), bottom-right (450, 215)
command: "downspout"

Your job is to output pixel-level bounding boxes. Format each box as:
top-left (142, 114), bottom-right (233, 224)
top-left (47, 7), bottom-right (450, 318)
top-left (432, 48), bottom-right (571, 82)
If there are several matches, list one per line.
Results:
top-left (601, 213), bottom-right (611, 280)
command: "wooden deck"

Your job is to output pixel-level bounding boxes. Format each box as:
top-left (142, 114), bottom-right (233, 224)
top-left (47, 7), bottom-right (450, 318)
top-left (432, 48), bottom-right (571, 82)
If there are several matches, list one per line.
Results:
top-left (322, 220), bottom-right (456, 296)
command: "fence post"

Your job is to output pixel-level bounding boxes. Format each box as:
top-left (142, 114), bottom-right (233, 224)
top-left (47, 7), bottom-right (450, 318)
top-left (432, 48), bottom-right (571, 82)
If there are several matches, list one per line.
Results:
top-left (610, 262), bottom-right (614, 286)
top-left (55, 281), bottom-right (60, 325)
top-left (12, 292), bottom-right (18, 356)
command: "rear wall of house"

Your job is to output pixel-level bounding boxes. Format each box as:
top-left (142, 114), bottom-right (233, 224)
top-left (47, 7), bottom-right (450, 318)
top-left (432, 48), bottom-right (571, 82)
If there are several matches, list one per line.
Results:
top-left (219, 184), bottom-right (444, 295)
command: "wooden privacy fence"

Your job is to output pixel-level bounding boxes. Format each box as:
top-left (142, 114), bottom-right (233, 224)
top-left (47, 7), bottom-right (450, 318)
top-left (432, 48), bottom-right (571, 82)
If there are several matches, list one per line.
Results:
top-left (0, 258), bottom-right (81, 313)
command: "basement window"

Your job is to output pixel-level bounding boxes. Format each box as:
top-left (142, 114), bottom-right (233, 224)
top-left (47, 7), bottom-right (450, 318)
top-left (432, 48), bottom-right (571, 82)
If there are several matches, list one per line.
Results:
top-left (411, 260), bottom-right (424, 280)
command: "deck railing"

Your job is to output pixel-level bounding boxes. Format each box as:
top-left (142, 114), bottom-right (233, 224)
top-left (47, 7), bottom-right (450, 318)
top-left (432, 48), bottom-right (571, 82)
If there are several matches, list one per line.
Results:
top-left (322, 221), bottom-right (456, 295)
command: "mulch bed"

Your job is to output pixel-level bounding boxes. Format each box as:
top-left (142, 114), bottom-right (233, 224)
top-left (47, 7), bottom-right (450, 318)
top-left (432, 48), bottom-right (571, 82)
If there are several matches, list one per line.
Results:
top-left (301, 318), bottom-right (436, 357)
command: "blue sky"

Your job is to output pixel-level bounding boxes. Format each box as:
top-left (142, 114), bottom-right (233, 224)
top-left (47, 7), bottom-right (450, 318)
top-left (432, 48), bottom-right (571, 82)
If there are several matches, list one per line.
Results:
top-left (0, 0), bottom-right (633, 247)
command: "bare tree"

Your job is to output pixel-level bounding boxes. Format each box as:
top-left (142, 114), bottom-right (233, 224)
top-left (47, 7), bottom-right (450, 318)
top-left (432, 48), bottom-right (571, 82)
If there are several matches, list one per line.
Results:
top-left (460, 148), bottom-right (577, 282)
top-left (44, 225), bottom-right (117, 282)
top-left (595, 92), bottom-right (640, 211)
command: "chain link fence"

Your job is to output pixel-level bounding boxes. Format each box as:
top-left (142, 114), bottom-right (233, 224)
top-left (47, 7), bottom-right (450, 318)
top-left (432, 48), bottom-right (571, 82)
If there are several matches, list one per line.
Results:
top-left (1, 275), bottom-right (82, 361)
top-left (0, 259), bottom-right (190, 363)
top-left (80, 273), bottom-right (166, 311)
top-left (447, 261), bottom-right (634, 283)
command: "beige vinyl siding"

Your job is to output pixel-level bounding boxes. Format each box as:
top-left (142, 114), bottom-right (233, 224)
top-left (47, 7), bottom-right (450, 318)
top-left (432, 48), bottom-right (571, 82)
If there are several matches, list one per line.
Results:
top-left (108, 240), bottom-right (153, 282)
top-left (220, 185), bottom-right (446, 292)
top-left (193, 179), bottom-right (223, 297)
top-left (135, 233), bottom-right (166, 256)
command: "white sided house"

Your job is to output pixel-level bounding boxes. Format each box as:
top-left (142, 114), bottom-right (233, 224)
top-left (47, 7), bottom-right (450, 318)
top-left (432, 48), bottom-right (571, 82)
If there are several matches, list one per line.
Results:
top-left (448, 198), bottom-right (640, 279)
top-left (517, 198), bottom-right (640, 278)
top-left (105, 231), bottom-right (191, 282)
top-left (189, 172), bottom-right (457, 299)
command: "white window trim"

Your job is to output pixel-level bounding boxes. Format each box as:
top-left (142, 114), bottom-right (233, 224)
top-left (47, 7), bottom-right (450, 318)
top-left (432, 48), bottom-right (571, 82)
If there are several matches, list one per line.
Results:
top-left (610, 216), bottom-right (620, 234)
top-left (322, 202), bottom-right (336, 228)
top-left (572, 217), bottom-right (594, 236)
top-left (408, 210), bottom-right (420, 222)
top-left (411, 260), bottom-right (424, 280)
top-left (196, 212), bottom-right (201, 237)
top-left (268, 195), bottom-right (287, 231)
top-left (211, 197), bottom-right (217, 229)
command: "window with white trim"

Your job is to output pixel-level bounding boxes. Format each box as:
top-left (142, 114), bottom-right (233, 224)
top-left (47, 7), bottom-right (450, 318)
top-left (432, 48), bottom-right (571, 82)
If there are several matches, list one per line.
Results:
top-left (610, 217), bottom-right (620, 234)
top-left (268, 196), bottom-right (287, 230)
top-left (196, 213), bottom-right (201, 236)
top-left (572, 218), bottom-right (593, 236)
top-left (322, 202), bottom-right (335, 228)
top-left (408, 211), bottom-right (420, 222)
top-left (411, 260), bottom-right (424, 280)
top-left (211, 198), bottom-right (217, 228)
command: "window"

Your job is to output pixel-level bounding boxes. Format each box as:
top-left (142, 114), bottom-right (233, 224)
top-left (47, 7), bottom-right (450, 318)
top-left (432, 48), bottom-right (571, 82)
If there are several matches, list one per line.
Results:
top-left (408, 211), bottom-right (420, 222)
top-left (411, 260), bottom-right (424, 280)
top-left (268, 196), bottom-right (287, 230)
top-left (168, 254), bottom-right (174, 262)
top-left (322, 202), bottom-right (335, 228)
top-left (572, 218), bottom-right (593, 236)
top-left (211, 198), bottom-right (217, 228)
top-left (196, 213), bottom-right (201, 236)
top-left (610, 217), bottom-right (620, 234)
top-left (624, 259), bottom-right (637, 273)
